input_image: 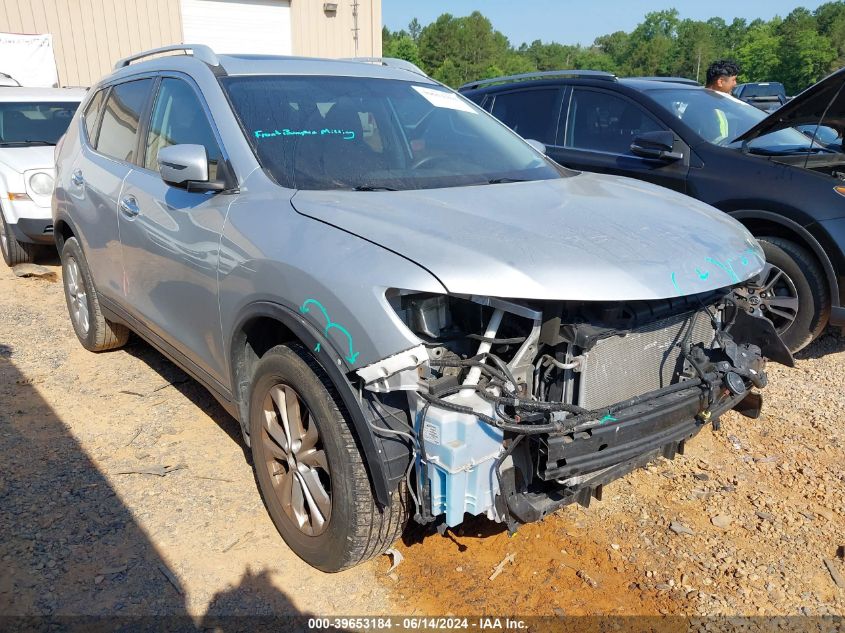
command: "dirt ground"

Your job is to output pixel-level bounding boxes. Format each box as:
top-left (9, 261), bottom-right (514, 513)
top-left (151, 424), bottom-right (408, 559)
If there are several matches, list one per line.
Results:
top-left (1, 256), bottom-right (843, 623)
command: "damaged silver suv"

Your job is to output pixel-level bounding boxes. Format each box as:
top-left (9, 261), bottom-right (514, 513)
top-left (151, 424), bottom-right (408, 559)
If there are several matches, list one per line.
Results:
top-left (53, 45), bottom-right (791, 571)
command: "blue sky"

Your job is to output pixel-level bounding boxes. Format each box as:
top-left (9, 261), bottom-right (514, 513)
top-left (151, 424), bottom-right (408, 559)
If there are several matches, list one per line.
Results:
top-left (383, 1), bottom-right (829, 47)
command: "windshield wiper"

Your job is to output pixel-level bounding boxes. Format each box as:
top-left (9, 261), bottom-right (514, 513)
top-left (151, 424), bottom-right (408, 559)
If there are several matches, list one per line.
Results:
top-left (488, 177), bottom-right (529, 184)
top-left (0, 140), bottom-right (56, 146)
top-left (352, 185), bottom-right (397, 191)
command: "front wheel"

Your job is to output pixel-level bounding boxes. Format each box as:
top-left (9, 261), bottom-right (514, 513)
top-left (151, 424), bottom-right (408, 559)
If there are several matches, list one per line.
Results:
top-left (0, 211), bottom-right (35, 266)
top-left (756, 237), bottom-right (830, 353)
top-left (249, 343), bottom-right (408, 572)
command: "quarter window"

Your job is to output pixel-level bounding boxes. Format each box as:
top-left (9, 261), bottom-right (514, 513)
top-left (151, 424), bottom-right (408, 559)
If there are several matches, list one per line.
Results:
top-left (490, 89), bottom-right (560, 145)
top-left (82, 89), bottom-right (106, 144)
top-left (565, 89), bottom-right (664, 155)
top-left (96, 79), bottom-right (153, 163)
top-left (144, 78), bottom-right (223, 179)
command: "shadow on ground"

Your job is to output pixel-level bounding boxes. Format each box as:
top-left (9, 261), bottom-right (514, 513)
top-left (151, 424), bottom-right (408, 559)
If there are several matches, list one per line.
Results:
top-left (0, 353), bottom-right (330, 631)
top-left (794, 325), bottom-right (845, 361)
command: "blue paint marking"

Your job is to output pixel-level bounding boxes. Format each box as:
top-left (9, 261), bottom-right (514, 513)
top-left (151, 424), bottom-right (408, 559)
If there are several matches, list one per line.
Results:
top-left (705, 256), bottom-right (740, 283)
top-left (599, 414), bottom-right (618, 425)
top-left (254, 128), bottom-right (356, 140)
top-left (300, 299), bottom-right (359, 364)
top-left (314, 343), bottom-right (321, 353)
top-left (671, 271), bottom-right (683, 295)
top-left (695, 268), bottom-right (710, 280)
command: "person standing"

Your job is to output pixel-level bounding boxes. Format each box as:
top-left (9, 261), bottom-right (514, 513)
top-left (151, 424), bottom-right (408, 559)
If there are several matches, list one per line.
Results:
top-left (705, 60), bottom-right (740, 94)
top-left (704, 60), bottom-right (741, 142)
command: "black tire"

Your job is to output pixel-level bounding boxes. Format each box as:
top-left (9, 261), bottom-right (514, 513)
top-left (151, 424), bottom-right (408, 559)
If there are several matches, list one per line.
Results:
top-left (60, 237), bottom-right (129, 351)
top-left (0, 210), bottom-right (36, 266)
top-left (757, 237), bottom-right (830, 353)
top-left (249, 343), bottom-right (408, 572)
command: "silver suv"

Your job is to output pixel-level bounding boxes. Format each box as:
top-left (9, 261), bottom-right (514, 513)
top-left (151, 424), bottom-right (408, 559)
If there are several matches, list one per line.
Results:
top-left (54, 45), bottom-right (790, 572)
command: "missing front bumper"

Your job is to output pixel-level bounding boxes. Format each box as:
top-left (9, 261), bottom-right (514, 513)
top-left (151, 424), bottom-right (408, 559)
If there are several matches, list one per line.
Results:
top-left (496, 387), bottom-right (758, 525)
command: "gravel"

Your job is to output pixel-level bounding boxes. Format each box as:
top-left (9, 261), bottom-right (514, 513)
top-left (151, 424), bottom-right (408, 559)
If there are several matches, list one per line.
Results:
top-left (1, 261), bottom-right (844, 618)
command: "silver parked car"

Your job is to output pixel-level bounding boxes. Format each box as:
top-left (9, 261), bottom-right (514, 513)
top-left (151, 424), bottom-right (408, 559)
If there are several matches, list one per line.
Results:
top-left (53, 45), bottom-right (790, 571)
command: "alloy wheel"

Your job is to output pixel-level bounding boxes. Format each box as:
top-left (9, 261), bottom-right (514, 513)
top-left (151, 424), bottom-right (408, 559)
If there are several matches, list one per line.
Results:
top-left (749, 263), bottom-right (800, 334)
top-left (65, 256), bottom-right (90, 334)
top-left (260, 383), bottom-right (331, 536)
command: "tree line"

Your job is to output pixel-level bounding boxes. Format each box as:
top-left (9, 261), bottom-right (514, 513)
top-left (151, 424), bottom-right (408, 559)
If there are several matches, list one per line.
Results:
top-left (383, 3), bottom-right (845, 94)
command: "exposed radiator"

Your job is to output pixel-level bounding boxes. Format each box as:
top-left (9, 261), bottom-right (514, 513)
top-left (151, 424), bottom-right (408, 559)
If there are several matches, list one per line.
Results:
top-left (577, 312), bottom-right (716, 410)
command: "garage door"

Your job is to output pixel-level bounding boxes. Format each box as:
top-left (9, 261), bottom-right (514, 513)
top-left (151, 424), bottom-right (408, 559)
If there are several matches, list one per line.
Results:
top-left (180, 0), bottom-right (292, 55)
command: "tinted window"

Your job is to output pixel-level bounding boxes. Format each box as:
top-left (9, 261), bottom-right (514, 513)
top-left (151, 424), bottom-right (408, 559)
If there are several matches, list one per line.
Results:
top-left (490, 89), bottom-right (560, 145)
top-left (565, 89), bottom-right (664, 154)
top-left (83, 89), bottom-right (106, 143)
top-left (648, 88), bottom-right (813, 150)
top-left (0, 102), bottom-right (79, 146)
top-left (96, 79), bottom-right (152, 163)
top-left (145, 78), bottom-right (223, 179)
top-left (222, 75), bottom-right (563, 191)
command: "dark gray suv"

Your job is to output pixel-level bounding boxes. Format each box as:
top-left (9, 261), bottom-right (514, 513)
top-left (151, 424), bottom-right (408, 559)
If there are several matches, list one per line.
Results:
top-left (53, 45), bottom-right (788, 571)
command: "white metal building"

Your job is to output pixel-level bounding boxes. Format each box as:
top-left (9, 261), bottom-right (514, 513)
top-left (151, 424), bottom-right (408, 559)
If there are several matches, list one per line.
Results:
top-left (0, 0), bottom-right (382, 86)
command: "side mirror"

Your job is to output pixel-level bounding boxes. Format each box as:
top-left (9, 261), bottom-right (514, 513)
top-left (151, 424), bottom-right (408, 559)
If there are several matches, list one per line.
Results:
top-left (630, 130), bottom-right (683, 162)
top-left (525, 138), bottom-right (547, 155)
top-left (158, 144), bottom-right (225, 192)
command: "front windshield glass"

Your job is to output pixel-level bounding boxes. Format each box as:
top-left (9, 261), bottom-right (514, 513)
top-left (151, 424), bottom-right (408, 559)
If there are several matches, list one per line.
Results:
top-left (222, 76), bottom-right (563, 191)
top-left (0, 102), bottom-right (79, 146)
top-left (740, 83), bottom-right (784, 98)
top-left (647, 88), bottom-right (817, 153)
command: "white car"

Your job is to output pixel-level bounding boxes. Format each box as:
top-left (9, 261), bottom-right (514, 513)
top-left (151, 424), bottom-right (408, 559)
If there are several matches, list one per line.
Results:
top-left (0, 87), bottom-right (84, 266)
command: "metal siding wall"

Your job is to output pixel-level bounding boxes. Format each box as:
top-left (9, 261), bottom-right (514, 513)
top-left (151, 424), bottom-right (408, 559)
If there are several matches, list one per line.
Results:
top-left (0, 0), bottom-right (184, 87)
top-left (290, 0), bottom-right (381, 58)
top-left (0, 0), bottom-right (382, 85)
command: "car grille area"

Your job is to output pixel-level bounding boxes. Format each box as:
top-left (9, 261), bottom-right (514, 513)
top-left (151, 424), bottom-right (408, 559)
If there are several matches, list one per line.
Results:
top-left (576, 311), bottom-right (716, 411)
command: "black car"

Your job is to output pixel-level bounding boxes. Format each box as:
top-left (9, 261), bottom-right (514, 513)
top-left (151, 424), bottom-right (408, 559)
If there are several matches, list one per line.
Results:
top-left (460, 69), bottom-right (845, 352)
top-left (733, 81), bottom-right (789, 113)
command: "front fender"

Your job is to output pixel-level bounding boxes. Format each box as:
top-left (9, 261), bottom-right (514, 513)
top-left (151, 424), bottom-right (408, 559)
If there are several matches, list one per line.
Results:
top-left (228, 301), bottom-right (413, 507)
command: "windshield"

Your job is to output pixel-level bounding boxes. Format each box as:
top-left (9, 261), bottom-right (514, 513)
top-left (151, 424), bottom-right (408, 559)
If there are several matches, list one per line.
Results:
top-left (740, 83), bottom-right (784, 98)
top-left (0, 102), bottom-right (79, 146)
top-left (647, 88), bottom-right (815, 152)
top-left (222, 76), bottom-right (563, 191)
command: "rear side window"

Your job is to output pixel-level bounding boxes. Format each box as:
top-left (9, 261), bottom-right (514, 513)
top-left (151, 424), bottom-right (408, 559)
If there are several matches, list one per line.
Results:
top-left (96, 79), bottom-right (153, 163)
top-left (564, 88), bottom-right (664, 155)
top-left (490, 89), bottom-right (560, 145)
top-left (83, 89), bottom-right (106, 144)
top-left (144, 78), bottom-right (223, 179)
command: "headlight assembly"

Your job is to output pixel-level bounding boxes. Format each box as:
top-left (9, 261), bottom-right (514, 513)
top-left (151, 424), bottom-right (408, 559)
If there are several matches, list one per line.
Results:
top-left (28, 172), bottom-right (54, 196)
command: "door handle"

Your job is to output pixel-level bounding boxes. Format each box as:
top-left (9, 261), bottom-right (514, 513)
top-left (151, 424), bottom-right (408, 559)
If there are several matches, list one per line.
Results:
top-left (119, 196), bottom-right (140, 217)
top-left (71, 169), bottom-right (84, 186)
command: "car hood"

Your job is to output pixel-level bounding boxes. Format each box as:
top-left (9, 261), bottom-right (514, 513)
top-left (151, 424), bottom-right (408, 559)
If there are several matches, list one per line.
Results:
top-left (291, 173), bottom-right (764, 301)
top-left (0, 145), bottom-right (55, 173)
top-left (733, 67), bottom-right (845, 144)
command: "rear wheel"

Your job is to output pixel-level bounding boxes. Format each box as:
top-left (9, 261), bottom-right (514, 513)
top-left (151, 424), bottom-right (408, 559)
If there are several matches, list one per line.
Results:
top-left (60, 237), bottom-right (129, 351)
top-left (249, 343), bottom-right (408, 572)
top-left (756, 237), bottom-right (830, 353)
top-left (0, 211), bottom-right (35, 266)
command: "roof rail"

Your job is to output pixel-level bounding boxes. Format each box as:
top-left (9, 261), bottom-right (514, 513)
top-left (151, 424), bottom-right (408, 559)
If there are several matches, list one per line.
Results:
top-left (114, 44), bottom-right (220, 70)
top-left (458, 69), bottom-right (617, 92)
top-left (628, 76), bottom-right (700, 86)
top-left (340, 57), bottom-right (429, 78)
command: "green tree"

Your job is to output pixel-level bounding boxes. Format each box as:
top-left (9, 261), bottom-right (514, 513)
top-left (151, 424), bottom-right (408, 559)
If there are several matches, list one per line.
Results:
top-left (776, 8), bottom-right (836, 93)
top-left (408, 17), bottom-right (422, 42)
top-left (383, 34), bottom-right (422, 67)
top-left (418, 11), bottom-right (513, 86)
top-left (736, 21), bottom-right (782, 82)
top-left (625, 9), bottom-right (680, 75)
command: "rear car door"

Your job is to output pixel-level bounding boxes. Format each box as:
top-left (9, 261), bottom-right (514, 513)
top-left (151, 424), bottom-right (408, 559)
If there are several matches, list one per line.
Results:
top-left (69, 79), bottom-right (153, 300)
top-left (552, 87), bottom-right (690, 193)
top-left (486, 87), bottom-right (563, 147)
top-left (118, 75), bottom-right (232, 388)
